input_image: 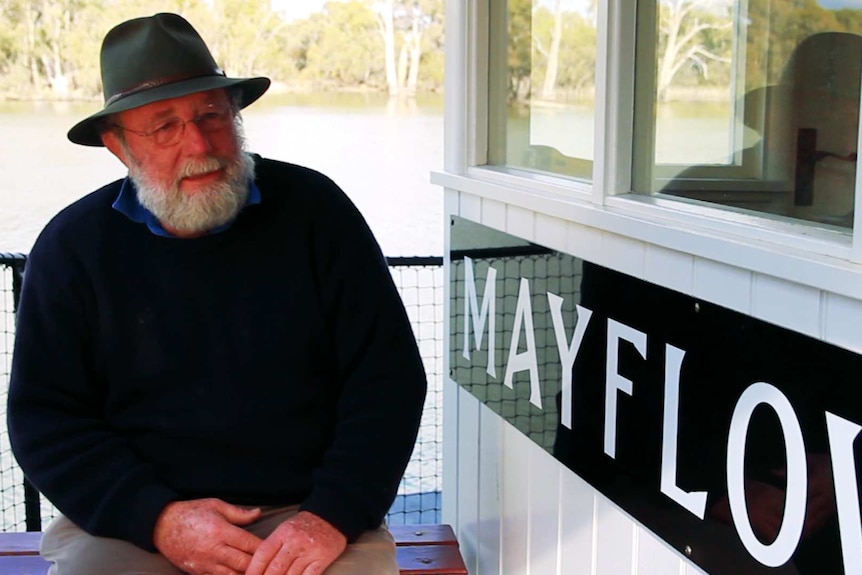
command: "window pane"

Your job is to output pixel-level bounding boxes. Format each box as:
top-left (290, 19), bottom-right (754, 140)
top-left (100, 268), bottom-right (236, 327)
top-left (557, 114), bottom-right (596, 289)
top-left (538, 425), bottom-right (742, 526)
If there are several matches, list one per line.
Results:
top-left (488, 0), bottom-right (598, 180)
top-left (633, 0), bottom-right (862, 230)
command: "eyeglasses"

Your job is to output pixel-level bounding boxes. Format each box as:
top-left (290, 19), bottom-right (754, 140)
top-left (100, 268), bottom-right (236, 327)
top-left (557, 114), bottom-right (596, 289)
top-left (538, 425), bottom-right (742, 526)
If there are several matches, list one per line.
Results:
top-left (112, 105), bottom-right (234, 147)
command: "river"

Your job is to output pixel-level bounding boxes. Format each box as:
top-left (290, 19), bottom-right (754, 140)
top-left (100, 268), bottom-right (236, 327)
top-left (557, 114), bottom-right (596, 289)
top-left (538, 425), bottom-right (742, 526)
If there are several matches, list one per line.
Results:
top-left (0, 92), bottom-right (446, 257)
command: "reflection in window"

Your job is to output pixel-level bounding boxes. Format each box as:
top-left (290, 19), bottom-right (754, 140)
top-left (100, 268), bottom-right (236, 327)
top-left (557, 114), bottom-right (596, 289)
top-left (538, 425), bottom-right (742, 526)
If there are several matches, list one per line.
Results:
top-left (633, 0), bottom-right (861, 230)
top-left (488, 0), bottom-right (597, 180)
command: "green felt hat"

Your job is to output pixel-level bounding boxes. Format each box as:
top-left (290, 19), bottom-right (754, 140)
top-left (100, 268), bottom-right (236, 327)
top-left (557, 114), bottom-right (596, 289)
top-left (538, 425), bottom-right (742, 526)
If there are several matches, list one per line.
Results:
top-left (68, 12), bottom-right (271, 147)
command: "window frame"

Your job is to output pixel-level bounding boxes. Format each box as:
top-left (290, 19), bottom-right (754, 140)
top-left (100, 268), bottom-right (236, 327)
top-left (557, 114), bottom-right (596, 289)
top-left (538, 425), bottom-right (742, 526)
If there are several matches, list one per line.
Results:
top-left (434, 0), bottom-right (862, 276)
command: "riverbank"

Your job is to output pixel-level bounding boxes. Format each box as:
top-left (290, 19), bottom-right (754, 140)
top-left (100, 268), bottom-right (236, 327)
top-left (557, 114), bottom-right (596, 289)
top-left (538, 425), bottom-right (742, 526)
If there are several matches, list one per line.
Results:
top-left (0, 79), bottom-right (443, 104)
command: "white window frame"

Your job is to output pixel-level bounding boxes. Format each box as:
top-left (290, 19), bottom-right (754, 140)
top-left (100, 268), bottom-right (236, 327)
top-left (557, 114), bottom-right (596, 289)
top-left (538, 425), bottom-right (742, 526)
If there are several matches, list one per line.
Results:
top-left (432, 0), bottom-right (862, 297)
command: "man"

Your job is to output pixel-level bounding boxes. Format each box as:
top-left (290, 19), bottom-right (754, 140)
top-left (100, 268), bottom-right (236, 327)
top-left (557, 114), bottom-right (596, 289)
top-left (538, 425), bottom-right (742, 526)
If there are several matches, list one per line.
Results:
top-left (7, 12), bottom-right (427, 575)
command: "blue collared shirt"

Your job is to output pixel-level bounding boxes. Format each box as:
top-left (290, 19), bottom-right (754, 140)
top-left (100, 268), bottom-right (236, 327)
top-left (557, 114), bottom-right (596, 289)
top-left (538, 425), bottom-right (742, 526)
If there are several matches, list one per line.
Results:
top-left (111, 177), bottom-right (261, 237)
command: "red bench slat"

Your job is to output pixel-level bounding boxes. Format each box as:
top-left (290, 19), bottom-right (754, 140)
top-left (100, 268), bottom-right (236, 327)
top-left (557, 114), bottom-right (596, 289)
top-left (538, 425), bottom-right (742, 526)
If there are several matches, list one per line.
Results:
top-left (389, 524), bottom-right (458, 546)
top-left (0, 532), bottom-right (41, 556)
top-left (396, 544), bottom-right (468, 575)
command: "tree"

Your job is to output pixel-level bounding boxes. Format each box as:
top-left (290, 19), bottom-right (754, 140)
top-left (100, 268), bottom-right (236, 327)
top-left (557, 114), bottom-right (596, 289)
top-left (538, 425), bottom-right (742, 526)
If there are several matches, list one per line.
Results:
top-left (303, 1), bottom-right (383, 87)
top-left (656, 0), bottom-right (732, 101)
top-left (0, 0), bottom-right (446, 98)
top-left (539, 0), bottom-right (563, 100)
top-left (371, 0), bottom-right (399, 94)
top-left (532, 2), bottom-right (596, 102)
top-left (367, 0), bottom-right (442, 96)
top-left (746, 0), bottom-right (841, 88)
top-left (507, 0), bottom-right (532, 101)
top-left (210, 0), bottom-right (289, 78)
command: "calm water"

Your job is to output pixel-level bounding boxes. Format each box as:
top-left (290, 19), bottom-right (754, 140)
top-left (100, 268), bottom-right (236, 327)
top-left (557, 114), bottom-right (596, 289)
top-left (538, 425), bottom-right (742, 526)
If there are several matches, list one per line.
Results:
top-left (0, 92), bottom-right (446, 257)
top-left (0, 94), bottom-right (743, 256)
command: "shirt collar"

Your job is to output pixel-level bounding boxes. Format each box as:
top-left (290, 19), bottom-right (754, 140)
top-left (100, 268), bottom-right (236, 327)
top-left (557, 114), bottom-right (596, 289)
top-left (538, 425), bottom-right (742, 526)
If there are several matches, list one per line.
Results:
top-left (112, 177), bottom-right (261, 238)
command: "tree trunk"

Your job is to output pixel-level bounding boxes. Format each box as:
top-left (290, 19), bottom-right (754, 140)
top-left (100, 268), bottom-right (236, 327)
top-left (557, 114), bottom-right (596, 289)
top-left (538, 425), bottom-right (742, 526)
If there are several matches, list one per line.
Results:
top-left (397, 42), bottom-right (409, 91)
top-left (541, 0), bottom-right (563, 101)
top-left (378, 0), bottom-right (399, 96)
top-left (25, 2), bottom-right (40, 90)
top-left (405, 8), bottom-right (422, 95)
top-left (657, 0), bottom-right (686, 101)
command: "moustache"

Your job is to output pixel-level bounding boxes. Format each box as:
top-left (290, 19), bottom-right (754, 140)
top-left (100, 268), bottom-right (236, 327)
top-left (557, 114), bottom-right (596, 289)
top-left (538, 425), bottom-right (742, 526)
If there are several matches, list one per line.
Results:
top-left (177, 156), bottom-right (231, 180)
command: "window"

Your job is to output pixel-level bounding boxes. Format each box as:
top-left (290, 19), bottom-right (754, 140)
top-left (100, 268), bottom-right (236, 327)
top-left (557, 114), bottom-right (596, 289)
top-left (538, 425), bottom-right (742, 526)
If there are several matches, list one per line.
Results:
top-left (633, 0), bottom-right (862, 230)
top-left (487, 0), bottom-right (598, 181)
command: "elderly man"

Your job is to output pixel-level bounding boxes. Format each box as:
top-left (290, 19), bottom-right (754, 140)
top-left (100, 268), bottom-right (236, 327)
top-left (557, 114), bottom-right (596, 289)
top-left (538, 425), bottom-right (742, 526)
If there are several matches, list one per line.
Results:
top-left (7, 12), bottom-right (426, 575)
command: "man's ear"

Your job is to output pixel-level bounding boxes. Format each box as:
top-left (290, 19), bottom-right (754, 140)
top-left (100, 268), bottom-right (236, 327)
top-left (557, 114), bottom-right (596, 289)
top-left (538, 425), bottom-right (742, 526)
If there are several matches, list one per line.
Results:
top-left (101, 129), bottom-right (130, 168)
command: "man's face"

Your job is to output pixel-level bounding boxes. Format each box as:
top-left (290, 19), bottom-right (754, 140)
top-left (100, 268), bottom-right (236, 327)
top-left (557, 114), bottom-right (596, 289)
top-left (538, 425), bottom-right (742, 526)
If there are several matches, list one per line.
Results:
top-left (102, 88), bottom-right (254, 237)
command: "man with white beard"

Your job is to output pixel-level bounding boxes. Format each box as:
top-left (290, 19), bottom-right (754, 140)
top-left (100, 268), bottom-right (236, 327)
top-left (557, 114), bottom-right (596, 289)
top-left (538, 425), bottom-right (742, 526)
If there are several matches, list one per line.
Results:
top-left (7, 12), bottom-right (426, 575)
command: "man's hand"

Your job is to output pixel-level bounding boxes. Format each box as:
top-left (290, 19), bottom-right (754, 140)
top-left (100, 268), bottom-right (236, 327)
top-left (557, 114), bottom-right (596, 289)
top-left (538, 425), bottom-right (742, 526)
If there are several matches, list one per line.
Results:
top-left (246, 511), bottom-right (348, 575)
top-left (153, 498), bottom-right (263, 575)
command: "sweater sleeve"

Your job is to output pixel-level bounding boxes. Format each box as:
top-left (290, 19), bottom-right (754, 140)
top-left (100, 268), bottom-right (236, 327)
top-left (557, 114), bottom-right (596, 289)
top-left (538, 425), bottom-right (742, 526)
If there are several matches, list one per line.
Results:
top-left (7, 225), bottom-right (178, 551)
top-left (298, 177), bottom-right (428, 541)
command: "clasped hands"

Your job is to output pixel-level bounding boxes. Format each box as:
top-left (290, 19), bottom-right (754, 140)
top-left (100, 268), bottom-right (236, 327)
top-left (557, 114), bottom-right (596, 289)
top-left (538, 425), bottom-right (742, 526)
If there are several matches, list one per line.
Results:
top-left (153, 498), bottom-right (347, 575)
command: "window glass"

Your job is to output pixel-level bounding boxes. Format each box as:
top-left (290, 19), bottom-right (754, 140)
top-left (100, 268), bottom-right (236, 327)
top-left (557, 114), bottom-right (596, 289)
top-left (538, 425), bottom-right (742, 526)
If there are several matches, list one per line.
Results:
top-left (633, 0), bottom-right (862, 230)
top-left (487, 0), bottom-right (598, 180)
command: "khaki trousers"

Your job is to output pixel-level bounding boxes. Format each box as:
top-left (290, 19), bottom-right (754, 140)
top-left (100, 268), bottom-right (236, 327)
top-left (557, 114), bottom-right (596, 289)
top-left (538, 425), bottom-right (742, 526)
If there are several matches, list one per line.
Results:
top-left (40, 505), bottom-right (399, 575)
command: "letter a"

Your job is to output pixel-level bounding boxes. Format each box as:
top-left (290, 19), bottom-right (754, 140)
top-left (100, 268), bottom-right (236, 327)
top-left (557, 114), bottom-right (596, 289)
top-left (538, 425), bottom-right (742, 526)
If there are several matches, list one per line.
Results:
top-left (504, 278), bottom-right (541, 409)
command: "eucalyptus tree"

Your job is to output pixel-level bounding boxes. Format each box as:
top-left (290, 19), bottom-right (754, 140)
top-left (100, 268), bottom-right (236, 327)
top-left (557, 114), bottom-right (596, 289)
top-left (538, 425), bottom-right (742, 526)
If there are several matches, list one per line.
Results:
top-left (656, 0), bottom-right (732, 101)
top-left (367, 0), bottom-right (443, 96)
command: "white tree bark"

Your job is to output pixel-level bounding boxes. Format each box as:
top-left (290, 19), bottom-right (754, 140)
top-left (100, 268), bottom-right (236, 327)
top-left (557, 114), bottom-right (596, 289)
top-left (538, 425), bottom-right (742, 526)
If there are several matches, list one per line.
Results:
top-left (374, 0), bottom-right (400, 95)
top-left (541, 0), bottom-right (563, 100)
top-left (657, 0), bottom-right (730, 101)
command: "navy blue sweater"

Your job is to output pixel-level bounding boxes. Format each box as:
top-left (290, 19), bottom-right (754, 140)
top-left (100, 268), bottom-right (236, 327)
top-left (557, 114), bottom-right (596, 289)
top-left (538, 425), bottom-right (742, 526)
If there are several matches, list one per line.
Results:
top-left (7, 156), bottom-right (427, 551)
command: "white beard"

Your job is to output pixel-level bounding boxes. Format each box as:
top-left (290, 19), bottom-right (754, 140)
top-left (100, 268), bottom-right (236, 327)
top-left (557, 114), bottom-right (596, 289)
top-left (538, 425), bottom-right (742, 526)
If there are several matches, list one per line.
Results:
top-left (126, 137), bottom-right (255, 236)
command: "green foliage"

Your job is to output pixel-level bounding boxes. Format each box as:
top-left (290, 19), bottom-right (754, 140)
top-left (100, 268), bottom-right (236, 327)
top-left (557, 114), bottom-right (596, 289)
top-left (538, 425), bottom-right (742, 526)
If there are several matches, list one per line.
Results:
top-left (303, 1), bottom-right (383, 86)
top-left (746, 0), bottom-right (862, 89)
top-left (507, 0), bottom-right (533, 100)
top-left (0, 0), bottom-right (445, 100)
top-left (532, 6), bottom-right (596, 99)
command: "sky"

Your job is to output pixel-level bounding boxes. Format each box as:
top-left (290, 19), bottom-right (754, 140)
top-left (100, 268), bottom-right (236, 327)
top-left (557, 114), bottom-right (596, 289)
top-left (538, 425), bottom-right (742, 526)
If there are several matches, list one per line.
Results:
top-left (268, 0), bottom-right (862, 22)
top-left (268, 0), bottom-right (596, 22)
top-left (818, 0), bottom-right (862, 7)
top-left (269, 0), bottom-right (327, 22)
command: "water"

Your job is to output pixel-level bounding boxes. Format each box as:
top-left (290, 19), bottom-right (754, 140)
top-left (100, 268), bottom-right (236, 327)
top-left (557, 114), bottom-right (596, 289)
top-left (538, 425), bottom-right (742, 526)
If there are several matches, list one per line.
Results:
top-left (0, 92), bottom-right (446, 257)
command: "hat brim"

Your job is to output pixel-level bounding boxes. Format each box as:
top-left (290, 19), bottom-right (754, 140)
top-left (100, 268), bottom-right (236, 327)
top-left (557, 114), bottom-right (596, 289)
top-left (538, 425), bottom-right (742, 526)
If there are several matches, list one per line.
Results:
top-left (68, 74), bottom-right (271, 147)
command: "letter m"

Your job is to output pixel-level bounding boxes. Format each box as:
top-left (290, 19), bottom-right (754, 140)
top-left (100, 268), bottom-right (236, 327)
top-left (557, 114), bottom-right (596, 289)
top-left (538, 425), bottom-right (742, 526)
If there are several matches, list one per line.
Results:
top-left (462, 256), bottom-right (497, 378)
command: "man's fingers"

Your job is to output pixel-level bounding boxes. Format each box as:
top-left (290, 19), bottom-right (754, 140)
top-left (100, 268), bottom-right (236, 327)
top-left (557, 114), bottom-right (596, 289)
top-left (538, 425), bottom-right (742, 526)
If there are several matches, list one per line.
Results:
top-left (216, 543), bottom-right (257, 572)
top-left (296, 561), bottom-right (326, 575)
top-left (209, 565), bottom-right (244, 575)
top-left (224, 527), bottom-right (263, 555)
top-left (246, 541), bottom-right (282, 575)
top-left (217, 501), bottom-right (263, 526)
top-left (264, 549), bottom-right (298, 575)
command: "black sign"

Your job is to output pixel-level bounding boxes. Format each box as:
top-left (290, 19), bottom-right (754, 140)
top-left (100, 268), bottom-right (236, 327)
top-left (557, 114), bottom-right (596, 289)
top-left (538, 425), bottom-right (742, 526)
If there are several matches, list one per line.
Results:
top-left (448, 217), bottom-right (862, 575)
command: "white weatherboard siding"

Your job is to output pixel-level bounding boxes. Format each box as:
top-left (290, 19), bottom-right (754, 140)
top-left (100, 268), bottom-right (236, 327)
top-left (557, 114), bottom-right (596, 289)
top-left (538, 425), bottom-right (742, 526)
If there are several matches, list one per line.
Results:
top-left (441, 190), bottom-right (862, 575)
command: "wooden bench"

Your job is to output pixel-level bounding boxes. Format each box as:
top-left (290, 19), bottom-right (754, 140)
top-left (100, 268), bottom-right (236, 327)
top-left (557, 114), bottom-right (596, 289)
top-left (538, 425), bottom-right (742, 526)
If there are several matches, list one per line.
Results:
top-left (0, 524), bottom-right (467, 575)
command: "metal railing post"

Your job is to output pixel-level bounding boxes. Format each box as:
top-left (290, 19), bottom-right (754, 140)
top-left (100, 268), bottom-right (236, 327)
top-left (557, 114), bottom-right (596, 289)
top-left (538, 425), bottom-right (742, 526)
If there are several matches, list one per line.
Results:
top-left (5, 256), bottom-right (42, 531)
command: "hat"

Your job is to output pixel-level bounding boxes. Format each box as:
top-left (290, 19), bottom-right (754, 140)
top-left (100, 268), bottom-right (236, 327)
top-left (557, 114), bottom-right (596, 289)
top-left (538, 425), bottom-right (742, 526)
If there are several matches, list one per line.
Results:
top-left (68, 13), bottom-right (271, 147)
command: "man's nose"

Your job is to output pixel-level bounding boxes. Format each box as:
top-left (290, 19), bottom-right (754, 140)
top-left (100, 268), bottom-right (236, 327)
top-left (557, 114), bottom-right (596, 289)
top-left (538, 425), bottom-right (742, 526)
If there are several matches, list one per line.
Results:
top-left (179, 120), bottom-right (213, 155)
